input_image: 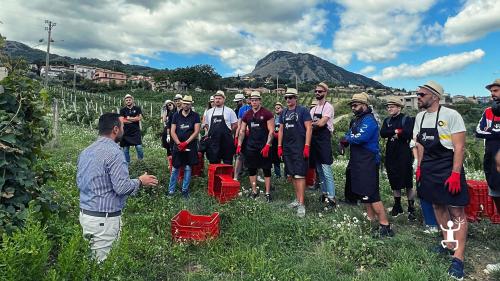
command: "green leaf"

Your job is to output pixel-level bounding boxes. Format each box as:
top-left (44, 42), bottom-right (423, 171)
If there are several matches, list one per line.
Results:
top-left (0, 133), bottom-right (16, 145)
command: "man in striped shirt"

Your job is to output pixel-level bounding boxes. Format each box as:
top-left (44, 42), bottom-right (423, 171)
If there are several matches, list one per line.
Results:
top-left (77, 113), bottom-right (158, 262)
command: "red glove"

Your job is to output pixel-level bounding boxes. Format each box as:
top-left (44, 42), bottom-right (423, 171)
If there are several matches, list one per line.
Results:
top-left (445, 171), bottom-right (461, 194)
top-left (415, 166), bottom-right (421, 182)
top-left (261, 144), bottom-right (270, 158)
top-left (234, 136), bottom-right (238, 146)
top-left (303, 145), bottom-right (310, 158)
top-left (277, 145), bottom-right (283, 158)
top-left (395, 128), bottom-right (403, 136)
top-left (340, 138), bottom-right (349, 147)
top-left (178, 142), bottom-right (188, 151)
top-left (236, 145), bottom-right (242, 155)
top-left (273, 132), bottom-right (279, 139)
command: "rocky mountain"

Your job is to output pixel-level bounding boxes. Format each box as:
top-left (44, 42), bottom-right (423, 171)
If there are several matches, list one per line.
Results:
top-left (248, 51), bottom-right (384, 88)
top-left (2, 40), bottom-right (157, 74)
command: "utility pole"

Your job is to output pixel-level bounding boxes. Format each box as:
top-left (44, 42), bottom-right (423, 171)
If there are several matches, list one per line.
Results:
top-left (44, 20), bottom-right (56, 88)
top-left (73, 64), bottom-right (77, 91)
top-left (276, 75), bottom-right (279, 101)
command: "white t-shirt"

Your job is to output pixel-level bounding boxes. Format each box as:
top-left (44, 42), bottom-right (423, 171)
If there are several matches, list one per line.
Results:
top-left (203, 106), bottom-right (238, 131)
top-left (413, 106), bottom-right (466, 150)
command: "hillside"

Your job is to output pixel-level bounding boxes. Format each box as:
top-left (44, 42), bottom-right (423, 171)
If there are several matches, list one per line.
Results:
top-left (247, 50), bottom-right (385, 88)
top-left (2, 40), bottom-right (157, 74)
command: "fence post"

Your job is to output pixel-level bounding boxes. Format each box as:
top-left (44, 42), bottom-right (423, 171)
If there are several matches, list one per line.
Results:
top-left (50, 98), bottom-right (60, 148)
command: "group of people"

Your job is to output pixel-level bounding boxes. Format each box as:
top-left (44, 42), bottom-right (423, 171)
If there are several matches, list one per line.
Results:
top-left (76, 79), bottom-right (500, 280)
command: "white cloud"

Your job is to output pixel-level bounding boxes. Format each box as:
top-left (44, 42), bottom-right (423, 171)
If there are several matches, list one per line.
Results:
top-left (332, 0), bottom-right (436, 62)
top-left (359, 65), bottom-right (376, 75)
top-left (372, 49), bottom-right (485, 81)
top-left (425, 0), bottom-right (500, 44)
top-left (0, 0), bottom-right (350, 75)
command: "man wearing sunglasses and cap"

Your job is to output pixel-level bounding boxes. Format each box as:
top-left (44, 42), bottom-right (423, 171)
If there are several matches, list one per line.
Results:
top-left (340, 92), bottom-right (393, 237)
top-left (168, 95), bottom-right (200, 198)
top-left (380, 96), bottom-right (416, 220)
top-left (475, 79), bottom-right (500, 275)
top-left (203, 90), bottom-right (238, 165)
top-left (236, 92), bottom-right (275, 202)
top-left (413, 81), bottom-right (468, 280)
top-left (310, 82), bottom-right (336, 210)
top-left (120, 94), bottom-right (144, 163)
top-left (278, 88), bottom-right (312, 217)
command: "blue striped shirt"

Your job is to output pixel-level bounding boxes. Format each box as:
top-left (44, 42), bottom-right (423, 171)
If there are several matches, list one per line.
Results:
top-left (77, 137), bottom-right (140, 212)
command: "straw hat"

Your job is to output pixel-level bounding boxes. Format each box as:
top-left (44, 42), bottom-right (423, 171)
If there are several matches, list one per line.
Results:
top-left (348, 92), bottom-right (369, 105)
top-left (181, 95), bottom-right (193, 104)
top-left (284, 88), bottom-right (298, 97)
top-left (174, 94), bottom-right (183, 100)
top-left (249, 91), bottom-right (261, 99)
top-left (209, 95), bottom-right (215, 102)
top-left (214, 90), bottom-right (225, 98)
top-left (124, 94), bottom-right (133, 100)
top-left (275, 101), bottom-right (283, 107)
top-left (419, 81), bottom-right (444, 98)
top-left (317, 82), bottom-right (329, 92)
top-left (164, 99), bottom-right (173, 105)
top-left (233, 93), bottom-right (245, 102)
top-left (486, 78), bottom-right (500, 90)
top-left (385, 96), bottom-right (403, 107)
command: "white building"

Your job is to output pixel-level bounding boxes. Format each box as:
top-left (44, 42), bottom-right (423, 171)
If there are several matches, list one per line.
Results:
top-left (0, 67), bottom-right (8, 81)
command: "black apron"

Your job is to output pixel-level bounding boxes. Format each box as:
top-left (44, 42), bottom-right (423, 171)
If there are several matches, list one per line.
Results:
top-left (484, 115), bottom-right (500, 191)
top-left (120, 106), bottom-right (142, 147)
top-left (347, 112), bottom-right (379, 198)
top-left (383, 115), bottom-right (413, 190)
top-left (416, 107), bottom-right (468, 206)
top-left (243, 108), bottom-right (272, 170)
top-left (311, 104), bottom-right (333, 166)
top-left (172, 111), bottom-right (199, 168)
top-left (270, 116), bottom-right (280, 164)
top-left (282, 107), bottom-right (308, 177)
top-left (206, 107), bottom-right (235, 164)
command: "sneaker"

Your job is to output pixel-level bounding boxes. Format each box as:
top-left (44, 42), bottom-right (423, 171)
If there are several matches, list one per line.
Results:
top-left (167, 191), bottom-right (175, 197)
top-left (181, 191), bottom-right (189, 199)
top-left (379, 224), bottom-right (395, 238)
top-left (257, 175), bottom-right (265, 183)
top-left (423, 225), bottom-right (439, 235)
top-left (324, 198), bottom-right (337, 211)
top-left (265, 193), bottom-right (272, 203)
top-left (319, 193), bottom-right (327, 203)
top-left (288, 199), bottom-right (300, 209)
top-left (448, 257), bottom-right (464, 280)
top-left (407, 210), bottom-right (417, 222)
top-left (251, 190), bottom-right (260, 200)
top-left (297, 204), bottom-right (306, 217)
top-left (484, 263), bottom-right (500, 275)
top-left (390, 204), bottom-right (404, 217)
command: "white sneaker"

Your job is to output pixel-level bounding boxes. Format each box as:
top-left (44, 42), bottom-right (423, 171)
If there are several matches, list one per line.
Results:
top-left (484, 263), bottom-right (500, 274)
top-left (288, 200), bottom-right (300, 209)
top-left (257, 175), bottom-right (265, 183)
top-left (297, 205), bottom-right (306, 218)
top-left (423, 225), bottom-right (439, 234)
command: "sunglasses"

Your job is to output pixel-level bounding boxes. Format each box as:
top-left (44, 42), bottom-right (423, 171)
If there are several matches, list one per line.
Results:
top-left (284, 96), bottom-right (296, 100)
top-left (416, 92), bottom-right (429, 97)
top-left (315, 90), bottom-right (325, 93)
top-left (350, 103), bottom-right (362, 108)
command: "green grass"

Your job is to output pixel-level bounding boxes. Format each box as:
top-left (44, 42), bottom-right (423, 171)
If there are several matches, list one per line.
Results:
top-left (18, 121), bottom-right (498, 281)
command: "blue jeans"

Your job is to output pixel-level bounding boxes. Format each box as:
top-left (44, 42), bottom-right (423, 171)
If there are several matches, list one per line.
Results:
top-left (123, 145), bottom-right (144, 163)
top-left (420, 198), bottom-right (438, 226)
top-left (316, 163), bottom-right (335, 199)
top-left (168, 165), bottom-right (192, 193)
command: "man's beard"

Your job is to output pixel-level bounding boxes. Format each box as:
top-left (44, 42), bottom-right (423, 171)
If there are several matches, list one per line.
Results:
top-left (418, 100), bottom-right (431, 109)
top-left (353, 108), bottom-right (364, 116)
top-left (315, 94), bottom-right (325, 100)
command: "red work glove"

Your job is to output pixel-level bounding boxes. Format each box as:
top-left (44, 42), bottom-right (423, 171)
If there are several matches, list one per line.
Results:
top-left (303, 145), bottom-right (310, 158)
top-left (261, 144), bottom-right (270, 158)
top-left (445, 171), bottom-right (461, 194)
top-left (178, 142), bottom-right (188, 151)
top-left (395, 128), bottom-right (403, 136)
top-left (236, 145), bottom-right (242, 155)
top-left (234, 136), bottom-right (238, 146)
top-left (277, 145), bottom-right (283, 158)
top-left (415, 166), bottom-right (421, 182)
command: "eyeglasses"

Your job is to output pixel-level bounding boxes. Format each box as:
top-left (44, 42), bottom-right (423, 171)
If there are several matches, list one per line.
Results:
top-left (315, 90), bottom-right (325, 93)
top-left (416, 92), bottom-right (429, 98)
top-left (284, 96), bottom-right (296, 100)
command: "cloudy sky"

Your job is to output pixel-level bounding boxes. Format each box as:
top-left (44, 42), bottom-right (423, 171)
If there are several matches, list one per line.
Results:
top-left (1, 0), bottom-right (499, 96)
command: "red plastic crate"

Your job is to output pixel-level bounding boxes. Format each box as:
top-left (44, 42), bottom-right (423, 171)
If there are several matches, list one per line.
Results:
top-left (306, 168), bottom-right (316, 187)
top-left (168, 153), bottom-right (204, 183)
top-left (465, 180), bottom-right (489, 221)
top-left (171, 210), bottom-right (220, 241)
top-left (214, 175), bottom-right (240, 203)
top-left (207, 164), bottom-right (234, 196)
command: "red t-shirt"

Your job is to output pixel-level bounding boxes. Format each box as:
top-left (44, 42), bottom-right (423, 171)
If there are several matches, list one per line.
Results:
top-left (241, 107), bottom-right (274, 124)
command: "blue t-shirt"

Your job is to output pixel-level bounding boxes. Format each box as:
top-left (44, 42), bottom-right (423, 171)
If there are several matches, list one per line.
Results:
top-left (238, 105), bottom-right (251, 119)
top-left (345, 112), bottom-right (380, 163)
top-left (279, 106), bottom-right (312, 137)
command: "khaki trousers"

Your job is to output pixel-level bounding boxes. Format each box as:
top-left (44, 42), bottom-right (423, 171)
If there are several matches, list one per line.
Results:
top-left (79, 211), bottom-right (122, 262)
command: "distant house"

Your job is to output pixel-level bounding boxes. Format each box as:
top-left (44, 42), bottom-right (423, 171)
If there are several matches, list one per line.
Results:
top-left (40, 66), bottom-right (71, 78)
top-left (476, 96), bottom-right (491, 104)
top-left (451, 95), bottom-right (467, 103)
top-left (0, 67), bottom-right (8, 81)
top-left (93, 69), bottom-right (127, 85)
top-left (173, 81), bottom-right (188, 92)
top-left (403, 95), bottom-right (418, 109)
top-left (73, 65), bottom-right (96, 80)
top-left (225, 88), bottom-right (241, 93)
top-left (272, 88), bottom-right (286, 95)
top-left (255, 87), bottom-right (270, 94)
